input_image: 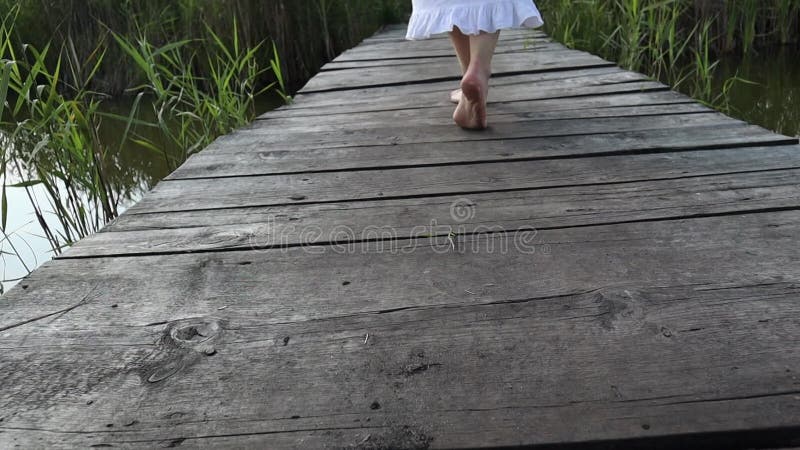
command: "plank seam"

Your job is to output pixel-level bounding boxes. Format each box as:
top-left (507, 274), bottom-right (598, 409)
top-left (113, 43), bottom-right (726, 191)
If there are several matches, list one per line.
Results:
top-left (298, 63), bottom-right (617, 94)
top-left (278, 83), bottom-right (668, 117)
top-left (166, 137), bottom-right (798, 180)
top-left (131, 165), bottom-right (800, 215)
top-left (60, 204), bottom-right (800, 259)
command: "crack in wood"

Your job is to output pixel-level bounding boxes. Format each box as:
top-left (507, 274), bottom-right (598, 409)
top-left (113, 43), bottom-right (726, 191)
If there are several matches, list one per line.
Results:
top-left (0, 284), bottom-right (100, 333)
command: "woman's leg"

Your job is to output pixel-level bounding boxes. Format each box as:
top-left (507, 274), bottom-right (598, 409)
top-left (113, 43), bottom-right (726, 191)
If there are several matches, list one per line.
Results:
top-left (454, 31), bottom-right (500, 129)
top-left (449, 27), bottom-right (471, 74)
top-left (448, 27), bottom-right (471, 103)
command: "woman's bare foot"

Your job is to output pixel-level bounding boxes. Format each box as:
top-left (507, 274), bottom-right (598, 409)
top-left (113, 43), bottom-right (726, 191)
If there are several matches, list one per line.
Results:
top-left (450, 88), bottom-right (462, 104)
top-left (453, 68), bottom-right (489, 130)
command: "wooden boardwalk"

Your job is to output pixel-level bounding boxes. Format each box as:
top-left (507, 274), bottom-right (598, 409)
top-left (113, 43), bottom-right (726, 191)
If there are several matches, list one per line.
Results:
top-left (2, 24), bottom-right (800, 449)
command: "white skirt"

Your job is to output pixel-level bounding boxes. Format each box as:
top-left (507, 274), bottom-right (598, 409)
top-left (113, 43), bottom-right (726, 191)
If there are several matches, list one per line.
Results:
top-left (406, 0), bottom-right (544, 40)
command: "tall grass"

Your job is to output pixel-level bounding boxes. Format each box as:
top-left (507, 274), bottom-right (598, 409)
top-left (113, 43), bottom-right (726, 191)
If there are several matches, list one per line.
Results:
top-left (694, 0), bottom-right (800, 53)
top-left (0, 5), bottom-right (281, 273)
top-left (111, 18), bottom-right (277, 167)
top-left (1, 1), bottom-right (410, 290)
top-left (1, 6), bottom-right (118, 258)
top-left (0, 0), bottom-right (411, 95)
top-left (535, 0), bottom-right (768, 107)
top-left (776, 0), bottom-right (800, 45)
top-left (538, 0), bottom-right (800, 61)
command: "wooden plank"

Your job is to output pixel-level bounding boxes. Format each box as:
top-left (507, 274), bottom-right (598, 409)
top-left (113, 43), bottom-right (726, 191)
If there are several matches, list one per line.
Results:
top-left (327, 43), bottom-right (563, 67)
top-left (128, 145), bottom-right (800, 214)
top-left (272, 77), bottom-right (665, 119)
top-left (242, 104), bottom-right (711, 140)
top-left (334, 35), bottom-right (551, 57)
top-left (331, 42), bottom-right (559, 63)
top-left (261, 69), bottom-right (659, 119)
top-left (251, 91), bottom-right (696, 131)
top-left (66, 168), bottom-right (800, 257)
top-left (321, 40), bottom-right (568, 71)
top-left (2, 211), bottom-right (800, 448)
top-left (361, 27), bottom-right (548, 44)
top-left (167, 125), bottom-right (795, 178)
top-left (361, 27), bottom-right (546, 40)
top-left (254, 91), bottom-right (710, 134)
top-left (322, 46), bottom-right (565, 70)
top-left (299, 51), bottom-right (615, 93)
top-left (204, 113), bottom-right (738, 153)
top-left (278, 66), bottom-right (635, 110)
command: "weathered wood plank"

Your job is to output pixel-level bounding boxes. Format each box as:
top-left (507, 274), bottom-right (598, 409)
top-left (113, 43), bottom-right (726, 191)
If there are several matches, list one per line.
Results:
top-left (169, 124), bottom-right (791, 178)
top-left (361, 27), bottom-right (548, 44)
top-left (271, 77), bottom-right (665, 119)
top-left (2, 211), bottom-right (800, 448)
top-left (256, 71), bottom-right (670, 124)
top-left (300, 51), bottom-right (615, 93)
top-left (129, 145), bottom-right (800, 214)
top-left (286, 67), bottom-right (654, 102)
top-left (6, 210), bottom-right (800, 349)
top-left (242, 103), bottom-right (710, 140)
top-left (360, 27), bottom-right (548, 43)
top-left (67, 168), bottom-right (800, 257)
top-left (330, 43), bottom-right (557, 64)
top-left (251, 91), bottom-right (696, 131)
top-left (332, 35), bottom-right (554, 60)
top-left (325, 43), bottom-right (564, 68)
top-left (204, 113), bottom-right (737, 153)
top-left (347, 32), bottom-right (545, 49)
top-left (277, 66), bottom-right (635, 111)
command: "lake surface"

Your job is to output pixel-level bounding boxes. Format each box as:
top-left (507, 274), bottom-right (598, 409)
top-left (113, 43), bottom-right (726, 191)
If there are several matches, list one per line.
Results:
top-left (715, 46), bottom-right (800, 138)
top-left (3, 47), bottom-right (800, 294)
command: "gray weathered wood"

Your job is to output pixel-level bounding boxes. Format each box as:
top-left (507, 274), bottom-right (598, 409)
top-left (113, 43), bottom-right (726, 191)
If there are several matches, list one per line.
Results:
top-left (67, 168), bottom-right (800, 257)
top-left (252, 91), bottom-right (696, 131)
top-left (276, 66), bottom-right (636, 111)
top-left (300, 51), bottom-right (614, 93)
top-left (205, 112), bottom-right (738, 153)
top-left (330, 42), bottom-right (559, 64)
top-left (272, 77), bottom-right (665, 119)
top-left (325, 43), bottom-right (565, 68)
top-left (130, 145), bottom-right (800, 214)
top-left (257, 70), bottom-right (666, 122)
top-left (169, 124), bottom-right (791, 178)
top-left (3, 211), bottom-right (800, 448)
top-left (243, 103), bottom-right (710, 138)
top-left (332, 35), bottom-right (556, 61)
top-left (360, 27), bottom-right (548, 44)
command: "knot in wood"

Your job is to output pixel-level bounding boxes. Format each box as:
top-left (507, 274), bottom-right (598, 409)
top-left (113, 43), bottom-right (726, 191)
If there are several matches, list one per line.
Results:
top-left (140, 317), bottom-right (225, 384)
top-left (167, 318), bottom-right (222, 353)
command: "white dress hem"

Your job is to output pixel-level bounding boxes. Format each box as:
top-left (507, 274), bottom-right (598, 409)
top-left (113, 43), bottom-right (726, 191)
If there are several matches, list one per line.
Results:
top-left (406, 0), bottom-right (544, 40)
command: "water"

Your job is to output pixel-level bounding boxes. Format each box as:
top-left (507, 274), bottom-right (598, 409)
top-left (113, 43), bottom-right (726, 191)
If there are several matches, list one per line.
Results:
top-left (715, 46), bottom-right (800, 138)
top-left (1, 93), bottom-right (282, 294)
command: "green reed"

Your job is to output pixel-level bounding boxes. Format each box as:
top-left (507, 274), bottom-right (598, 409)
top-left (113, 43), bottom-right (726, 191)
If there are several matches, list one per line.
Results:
top-left (111, 18), bottom-right (279, 167)
top-left (0, 0), bottom-right (410, 95)
top-left (1, 5), bottom-right (118, 258)
top-left (1, 1), bottom-right (408, 287)
top-left (740, 0), bottom-right (760, 55)
top-left (0, 6), bottom-right (283, 271)
top-left (776, 0), bottom-right (800, 44)
top-left (535, 0), bottom-right (777, 108)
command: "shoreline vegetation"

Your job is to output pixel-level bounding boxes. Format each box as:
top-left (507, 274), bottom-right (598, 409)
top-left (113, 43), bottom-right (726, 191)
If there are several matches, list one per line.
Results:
top-left (0, 1), bottom-right (409, 293)
top-left (536, 0), bottom-right (800, 108)
top-left (2, 0), bottom-right (799, 292)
